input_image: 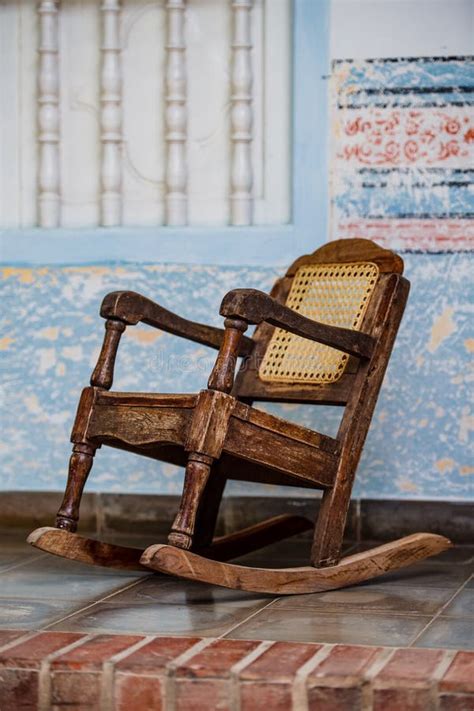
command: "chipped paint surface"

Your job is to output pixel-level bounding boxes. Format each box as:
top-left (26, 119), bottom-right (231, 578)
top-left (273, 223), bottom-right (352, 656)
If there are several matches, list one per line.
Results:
top-left (331, 57), bottom-right (474, 251)
top-left (0, 255), bottom-right (472, 500)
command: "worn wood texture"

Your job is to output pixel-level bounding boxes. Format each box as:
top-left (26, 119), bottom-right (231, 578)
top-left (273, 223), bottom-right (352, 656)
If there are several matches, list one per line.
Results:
top-left (220, 289), bottom-right (375, 359)
top-left (286, 237), bottom-right (404, 277)
top-left (100, 290), bottom-right (254, 355)
top-left (56, 444), bottom-right (96, 532)
top-left (184, 390), bottom-right (236, 458)
top-left (90, 319), bottom-right (126, 389)
top-left (208, 317), bottom-right (248, 392)
top-left (168, 453), bottom-right (214, 550)
top-left (57, 387), bottom-right (100, 532)
top-left (28, 527), bottom-right (147, 570)
top-left (199, 514), bottom-right (313, 561)
top-left (311, 274), bottom-right (410, 567)
top-left (31, 237), bottom-right (447, 595)
top-left (141, 533), bottom-right (451, 595)
top-left (27, 514), bottom-right (313, 569)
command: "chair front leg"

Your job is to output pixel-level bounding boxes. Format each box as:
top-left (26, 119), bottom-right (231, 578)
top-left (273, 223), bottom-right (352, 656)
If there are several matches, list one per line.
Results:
top-left (168, 453), bottom-right (213, 550)
top-left (56, 443), bottom-right (96, 532)
top-left (55, 318), bottom-right (126, 533)
top-left (168, 318), bottom-right (247, 551)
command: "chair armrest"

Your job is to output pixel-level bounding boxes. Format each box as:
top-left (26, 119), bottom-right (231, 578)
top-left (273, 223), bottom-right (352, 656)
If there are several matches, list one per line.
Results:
top-left (100, 290), bottom-right (254, 356)
top-left (219, 289), bottom-right (375, 359)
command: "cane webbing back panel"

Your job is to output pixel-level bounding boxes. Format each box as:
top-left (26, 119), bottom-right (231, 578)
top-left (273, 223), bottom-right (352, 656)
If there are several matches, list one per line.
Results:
top-left (259, 262), bottom-right (380, 385)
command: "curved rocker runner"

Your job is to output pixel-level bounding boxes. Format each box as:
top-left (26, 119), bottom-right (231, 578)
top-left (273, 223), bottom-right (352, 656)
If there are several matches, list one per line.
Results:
top-left (28, 239), bottom-right (451, 595)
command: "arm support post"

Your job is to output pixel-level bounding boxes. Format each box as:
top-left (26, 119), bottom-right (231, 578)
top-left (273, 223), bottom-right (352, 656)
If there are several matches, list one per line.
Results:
top-left (208, 317), bottom-right (248, 393)
top-left (91, 319), bottom-right (126, 390)
top-left (220, 289), bottom-right (375, 359)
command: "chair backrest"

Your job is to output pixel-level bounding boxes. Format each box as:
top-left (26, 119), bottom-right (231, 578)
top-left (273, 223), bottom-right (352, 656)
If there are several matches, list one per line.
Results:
top-left (233, 238), bottom-right (405, 407)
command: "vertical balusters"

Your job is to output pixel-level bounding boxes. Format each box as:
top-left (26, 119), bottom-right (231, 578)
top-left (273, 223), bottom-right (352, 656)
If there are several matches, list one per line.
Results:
top-left (38, 0), bottom-right (60, 227)
top-left (165, 0), bottom-right (187, 226)
top-left (100, 0), bottom-right (123, 226)
top-left (230, 0), bottom-right (253, 226)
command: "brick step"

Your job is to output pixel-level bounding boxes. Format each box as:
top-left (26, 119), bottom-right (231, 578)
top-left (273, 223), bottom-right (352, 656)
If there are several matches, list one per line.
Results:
top-left (0, 629), bottom-right (472, 710)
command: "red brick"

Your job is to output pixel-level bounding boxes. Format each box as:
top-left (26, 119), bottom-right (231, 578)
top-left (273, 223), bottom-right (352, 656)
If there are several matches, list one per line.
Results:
top-left (308, 684), bottom-right (366, 711)
top-left (176, 639), bottom-right (260, 679)
top-left (372, 648), bottom-right (446, 711)
top-left (240, 642), bottom-right (320, 681)
top-left (374, 686), bottom-right (439, 711)
top-left (0, 630), bottom-right (28, 650)
top-left (307, 644), bottom-right (383, 711)
top-left (0, 632), bottom-right (83, 711)
top-left (0, 669), bottom-right (41, 711)
top-left (175, 679), bottom-right (230, 711)
top-left (309, 645), bottom-right (382, 680)
top-left (51, 634), bottom-right (144, 709)
top-left (51, 633), bottom-right (144, 671)
top-left (0, 631), bottom-right (84, 669)
top-left (239, 642), bottom-right (321, 711)
top-left (376, 648), bottom-right (445, 684)
top-left (115, 674), bottom-right (164, 711)
top-left (241, 681), bottom-right (294, 711)
top-left (51, 671), bottom-right (105, 709)
top-left (115, 636), bottom-right (199, 673)
top-left (114, 637), bottom-right (199, 711)
top-left (440, 652), bottom-right (474, 695)
top-left (439, 693), bottom-right (474, 711)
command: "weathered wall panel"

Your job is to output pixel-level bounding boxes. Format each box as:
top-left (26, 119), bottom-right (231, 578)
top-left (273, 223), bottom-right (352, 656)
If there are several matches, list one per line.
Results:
top-left (331, 56), bottom-right (474, 251)
top-left (1, 255), bottom-right (472, 500)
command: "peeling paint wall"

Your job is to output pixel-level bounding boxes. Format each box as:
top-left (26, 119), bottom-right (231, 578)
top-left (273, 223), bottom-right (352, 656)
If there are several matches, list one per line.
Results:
top-left (331, 56), bottom-right (474, 250)
top-left (0, 254), bottom-right (472, 500)
top-left (1, 0), bottom-right (473, 502)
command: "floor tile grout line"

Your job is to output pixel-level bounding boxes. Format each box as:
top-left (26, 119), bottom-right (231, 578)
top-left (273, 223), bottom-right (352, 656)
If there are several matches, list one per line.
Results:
top-left (409, 572), bottom-right (474, 647)
top-left (0, 552), bottom-right (49, 575)
top-left (39, 577), bottom-right (149, 631)
top-left (217, 596), bottom-right (281, 639)
top-left (260, 605), bottom-right (442, 619)
top-left (92, 574), bottom-right (154, 605)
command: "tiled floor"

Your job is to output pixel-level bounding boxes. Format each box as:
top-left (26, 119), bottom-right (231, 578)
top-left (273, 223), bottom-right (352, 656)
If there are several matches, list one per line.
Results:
top-left (0, 529), bottom-right (472, 650)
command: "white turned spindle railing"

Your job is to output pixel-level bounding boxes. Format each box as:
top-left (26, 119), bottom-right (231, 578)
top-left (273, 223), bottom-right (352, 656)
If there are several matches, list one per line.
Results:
top-left (38, 0), bottom-right (60, 228)
top-left (165, 0), bottom-right (187, 226)
top-left (100, 0), bottom-right (123, 226)
top-left (230, 0), bottom-right (253, 226)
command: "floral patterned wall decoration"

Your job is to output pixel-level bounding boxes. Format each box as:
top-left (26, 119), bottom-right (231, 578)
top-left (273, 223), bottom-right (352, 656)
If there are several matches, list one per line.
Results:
top-left (331, 56), bottom-right (474, 251)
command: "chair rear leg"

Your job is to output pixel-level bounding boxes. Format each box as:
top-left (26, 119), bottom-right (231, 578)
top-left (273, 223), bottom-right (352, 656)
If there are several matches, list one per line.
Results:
top-left (56, 443), bottom-right (96, 532)
top-left (169, 452), bottom-right (214, 550)
top-left (311, 486), bottom-right (349, 567)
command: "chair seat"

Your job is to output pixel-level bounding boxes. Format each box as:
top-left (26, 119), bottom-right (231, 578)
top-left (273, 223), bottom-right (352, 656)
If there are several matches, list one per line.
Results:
top-left (88, 390), bottom-right (338, 490)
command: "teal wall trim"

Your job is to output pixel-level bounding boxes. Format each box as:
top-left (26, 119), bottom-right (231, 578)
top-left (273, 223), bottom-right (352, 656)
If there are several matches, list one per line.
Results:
top-left (0, 0), bottom-right (330, 268)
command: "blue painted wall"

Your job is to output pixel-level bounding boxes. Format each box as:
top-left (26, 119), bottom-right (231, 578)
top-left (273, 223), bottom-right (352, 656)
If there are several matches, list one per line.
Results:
top-left (1, 253), bottom-right (472, 500)
top-left (0, 1), bottom-right (472, 501)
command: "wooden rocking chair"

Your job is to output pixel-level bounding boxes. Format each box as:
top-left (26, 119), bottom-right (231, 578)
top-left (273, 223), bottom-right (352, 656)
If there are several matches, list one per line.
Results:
top-left (28, 239), bottom-right (450, 594)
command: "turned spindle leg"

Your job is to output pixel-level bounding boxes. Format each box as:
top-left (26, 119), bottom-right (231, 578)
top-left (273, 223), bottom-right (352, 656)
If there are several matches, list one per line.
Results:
top-left (168, 453), bottom-right (213, 550)
top-left (55, 318), bottom-right (126, 533)
top-left (56, 443), bottom-right (96, 532)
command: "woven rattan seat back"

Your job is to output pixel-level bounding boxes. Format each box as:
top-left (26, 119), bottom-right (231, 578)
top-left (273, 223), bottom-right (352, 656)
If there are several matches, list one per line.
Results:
top-left (233, 239), bottom-right (404, 405)
top-left (259, 262), bottom-right (379, 385)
